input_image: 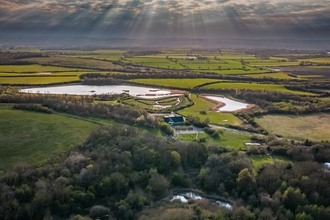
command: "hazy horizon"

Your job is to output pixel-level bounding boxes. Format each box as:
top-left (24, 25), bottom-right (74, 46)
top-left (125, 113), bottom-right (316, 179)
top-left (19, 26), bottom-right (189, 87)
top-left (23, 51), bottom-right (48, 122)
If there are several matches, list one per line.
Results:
top-left (1, 0), bottom-right (329, 40)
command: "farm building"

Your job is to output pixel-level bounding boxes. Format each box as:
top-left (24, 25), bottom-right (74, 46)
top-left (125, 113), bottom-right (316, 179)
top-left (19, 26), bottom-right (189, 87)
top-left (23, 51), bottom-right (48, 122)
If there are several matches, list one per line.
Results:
top-left (183, 57), bottom-right (198, 60)
top-left (164, 116), bottom-right (184, 125)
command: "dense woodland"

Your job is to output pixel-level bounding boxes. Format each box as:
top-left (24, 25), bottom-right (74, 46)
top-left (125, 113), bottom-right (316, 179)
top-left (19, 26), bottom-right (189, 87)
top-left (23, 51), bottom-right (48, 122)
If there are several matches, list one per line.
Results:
top-left (1, 125), bottom-right (330, 219)
top-left (0, 52), bottom-right (43, 65)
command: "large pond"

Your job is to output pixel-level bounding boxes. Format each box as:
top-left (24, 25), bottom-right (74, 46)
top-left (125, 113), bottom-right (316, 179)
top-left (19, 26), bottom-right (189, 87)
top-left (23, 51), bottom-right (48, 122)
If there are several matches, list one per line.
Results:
top-left (205, 96), bottom-right (249, 112)
top-left (170, 192), bottom-right (233, 210)
top-left (20, 85), bottom-right (173, 98)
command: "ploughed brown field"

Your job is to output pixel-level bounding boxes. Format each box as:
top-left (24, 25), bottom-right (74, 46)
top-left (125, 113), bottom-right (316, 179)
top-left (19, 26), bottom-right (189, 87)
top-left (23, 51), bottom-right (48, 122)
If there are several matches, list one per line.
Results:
top-left (278, 66), bottom-right (330, 78)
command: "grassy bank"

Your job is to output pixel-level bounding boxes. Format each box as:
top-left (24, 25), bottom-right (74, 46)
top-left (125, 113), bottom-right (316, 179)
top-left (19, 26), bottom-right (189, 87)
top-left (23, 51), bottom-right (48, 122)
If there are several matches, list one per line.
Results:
top-left (178, 94), bottom-right (242, 126)
top-left (0, 105), bottom-right (98, 168)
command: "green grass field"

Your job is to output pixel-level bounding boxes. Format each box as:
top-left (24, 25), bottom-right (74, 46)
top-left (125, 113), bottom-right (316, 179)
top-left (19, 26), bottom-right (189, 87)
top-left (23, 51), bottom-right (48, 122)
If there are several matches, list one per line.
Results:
top-left (178, 94), bottom-right (243, 126)
top-left (244, 72), bottom-right (296, 79)
top-left (75, 55), bottom-right (123, 62)
top-left (255, 113), bottom-right (330, 141)
top-left (250, 155), bottom-right (291, 169)
top-left (274, 155), bottom-right (291, 163)
top-left (0, 76), bottom-right (80, 84)
top-left (208, 69), bottom-right (268, 75)
top-left (122, 57), bottom-right (184, 69)
top-left (299, 58), bottom-right (330, 64)
top-left (203, 82), bottom-right (317, 96)
top-left (248, 61), bottom-right (300, 67)
top-left (0, 71), bottom-right (91, 77)
top-left (0, 64), bottom-right (87, 73)
top-left (0, 105), bottom-right (99, 168)
top-left (130, 78), bottom-right (222, 89)
top-left (250, 155), bottom-right (273, 168)
top-left (23, 57), bottom-right (121, 70)
top-left (179, 129), bottom-right (251, 150)
top-left (0, 71), bottom-right (101, 85)
top-left (199, 52), bottom-right (257, 60)
top-left (180, 59), bottom-right (243, 70)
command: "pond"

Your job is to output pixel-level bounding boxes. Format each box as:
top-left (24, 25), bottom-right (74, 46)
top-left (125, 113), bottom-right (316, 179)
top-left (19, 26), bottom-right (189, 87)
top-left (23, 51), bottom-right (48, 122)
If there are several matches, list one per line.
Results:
top-left (20, 85), bottom-right (173, 98)
top-left (170, 192), bottom-right (233, 210)
top-left (205, 96), bottom-right (249, 112)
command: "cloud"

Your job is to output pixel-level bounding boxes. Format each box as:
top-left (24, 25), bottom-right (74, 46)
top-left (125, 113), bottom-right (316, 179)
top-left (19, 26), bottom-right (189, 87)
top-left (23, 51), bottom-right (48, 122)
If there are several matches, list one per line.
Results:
top-left (0, 0), bottom-right (329, 39)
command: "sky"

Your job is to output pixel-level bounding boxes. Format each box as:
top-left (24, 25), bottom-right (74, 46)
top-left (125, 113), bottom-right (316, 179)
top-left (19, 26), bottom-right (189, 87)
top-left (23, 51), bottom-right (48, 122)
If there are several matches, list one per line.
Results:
top-left (0, 0), bottom-right (330, 40)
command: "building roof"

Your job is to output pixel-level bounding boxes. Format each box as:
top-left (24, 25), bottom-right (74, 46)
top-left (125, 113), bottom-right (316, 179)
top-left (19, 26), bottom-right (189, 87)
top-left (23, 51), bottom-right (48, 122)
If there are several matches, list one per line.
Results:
top-left (164, 116), bottom-right (184, 124)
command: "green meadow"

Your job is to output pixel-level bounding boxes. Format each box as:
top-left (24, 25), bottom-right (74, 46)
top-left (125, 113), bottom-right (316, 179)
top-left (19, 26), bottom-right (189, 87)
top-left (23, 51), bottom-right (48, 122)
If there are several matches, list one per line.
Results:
top-left (208, 69), bottom-right (268, 75)
top-left (23, 57), bottom-right (121, 70)
top-left (250, 155), bottom-right (291, 168)
top-left (299, 58), bottom-right (330, 63)
top-left (203, 82), bottom-right (317, 95)
top-left (0, 64), bottom-right (87, 73)
top-left (248, 61), bottom-right (300, 67)
top-left (244, 72), bottom-right (296, 79)
top-left (130, 78), bottom-right (222, 89)
top-left (122, 57), bottom-right (184, 69)
top-left (0, 76), bottom-right (80, 85)
top-left (250, 155), bottom-right (273, 168)
top-left (178, 94), bottom-right (243, 126)
top-left (255, 113), bottom-right (330, 142)
top-left (0, 71), bottom-right (95, 85)
top-left (0, 105), bottom-right (99, 168)
top-left (179, 129), bottom-right (251, 150)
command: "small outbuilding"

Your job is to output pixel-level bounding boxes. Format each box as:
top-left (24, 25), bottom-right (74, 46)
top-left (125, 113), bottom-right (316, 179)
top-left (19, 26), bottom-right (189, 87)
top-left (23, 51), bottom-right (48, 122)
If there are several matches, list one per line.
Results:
top-left (164, 116), bottom-right (184, 125)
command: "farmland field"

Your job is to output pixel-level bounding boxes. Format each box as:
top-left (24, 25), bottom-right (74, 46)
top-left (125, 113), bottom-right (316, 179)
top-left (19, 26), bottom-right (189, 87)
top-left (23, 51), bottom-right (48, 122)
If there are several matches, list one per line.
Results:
top-left (255, 113), bottom-right (330, 141)
top-left (0, 76), bottom-right (80, 85)
top-left (202, 82), bottom-right (317, 95)
top-left (178, 129), bottom-right (251, 150)
top-left (122, 57), bottom-right (184, 69)
top-left (250, 155), bottom-right (291, 168)
top-left (202, 53), bottom-right (258, 60)
top-left (0, 64), bottom-right (88, 73)
top-left (180, 59), bottom-right (243, 70)
top-left (23, 57), bottom-right (122, 70)
top-left (0, 71), bottom-right (95, 85)
top-left (244, 72), bottom-right (296, 79)
top-left (178, 94), bottom-right (243, 126)
top-left (248, 60), bottom-right (299, 67)
top-left (130, 78), bottom-right (223, 89)
top-left (0, 104), bottom-right (98, 168)
top-left (299, 58), bottom-right (330, 64)
top-left (208, 69), bottom-right (268, 75)
top-left (74, 54), bottom-right (123, 62)
top-left (277, 66), bottom-right (330, 78)
top-left (250, 155), bottom-right (273, 168)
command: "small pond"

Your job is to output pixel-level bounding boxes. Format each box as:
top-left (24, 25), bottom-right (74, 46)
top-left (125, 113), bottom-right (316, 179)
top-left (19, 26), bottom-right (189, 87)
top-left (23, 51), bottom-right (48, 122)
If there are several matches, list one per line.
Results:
top-left (205, 96), bottom-right (249, 112)
top-left (20, 85), bottom-right (172, 98)
top-left (170, 192), bottom-right (233, 210)
top-left (325, 163), bottom-right (330, 169)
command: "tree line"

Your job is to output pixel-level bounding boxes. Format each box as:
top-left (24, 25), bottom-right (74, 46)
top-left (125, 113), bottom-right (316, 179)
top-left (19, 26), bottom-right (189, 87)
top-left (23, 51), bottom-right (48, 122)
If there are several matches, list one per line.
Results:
top-left (1, 124), bottom-right (330, 219)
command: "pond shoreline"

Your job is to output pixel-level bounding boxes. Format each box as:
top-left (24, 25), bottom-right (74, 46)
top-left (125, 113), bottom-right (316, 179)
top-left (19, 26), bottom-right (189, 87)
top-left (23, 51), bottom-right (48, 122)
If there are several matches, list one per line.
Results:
top-left (200, 94), bottom-right (255, 112)
top-left (167, 188), bottom-right (234, 210)
top-left (19, 84), bottom-right (186, 98)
